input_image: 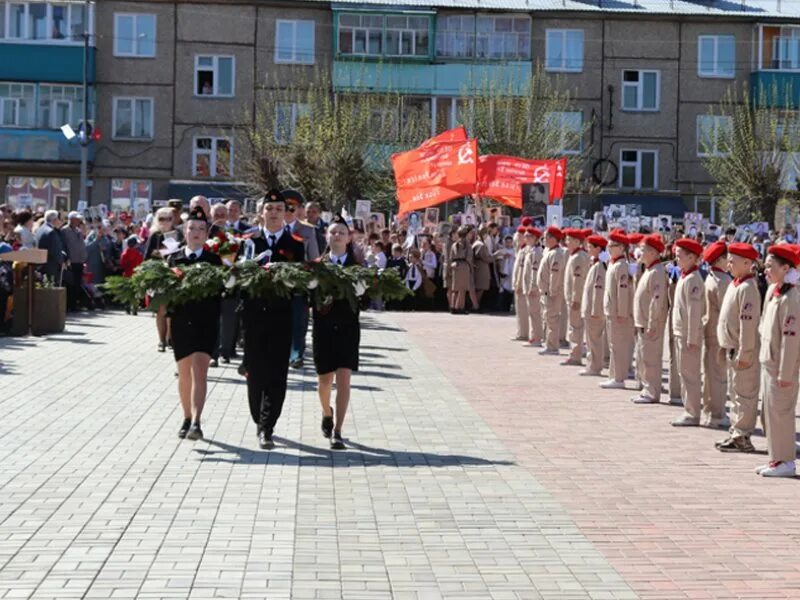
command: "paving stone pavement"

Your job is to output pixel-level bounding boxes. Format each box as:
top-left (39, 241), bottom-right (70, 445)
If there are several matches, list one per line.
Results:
top-left (0, 311), bottom-right (637, 600)
top-left (392, 311), bottom-right (800, 600)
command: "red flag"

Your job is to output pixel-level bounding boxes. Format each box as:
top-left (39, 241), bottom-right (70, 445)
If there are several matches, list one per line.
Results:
top-left (392, 136), bottom-right (478, 215)
top-left (477, 155), bottom-right (566, 208)
top-left (419, 125), bottom-right (468, 147)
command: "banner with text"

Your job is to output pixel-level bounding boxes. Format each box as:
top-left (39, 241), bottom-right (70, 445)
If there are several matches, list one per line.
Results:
top-left (476, 156), bottom-right (566, 209)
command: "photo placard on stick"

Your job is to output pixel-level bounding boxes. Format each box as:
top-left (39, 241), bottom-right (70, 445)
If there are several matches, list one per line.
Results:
top-left (368, 212), bottom-right (385, 230)
top-left (521, 182), bottom-right (548, 227)
top-left (423, 207), bottom-right (440, 228)
top-left (355, 199), bottom-right (371, 221)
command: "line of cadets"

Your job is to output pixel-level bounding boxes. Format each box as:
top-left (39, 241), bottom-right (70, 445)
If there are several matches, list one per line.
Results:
top-left (512, 219), bottom-right (800, 478)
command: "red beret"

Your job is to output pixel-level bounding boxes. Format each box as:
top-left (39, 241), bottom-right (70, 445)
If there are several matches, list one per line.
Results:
top-left (582, 228), bottom-right (594, 237)
top-left (643, 233), bottom-right (665, 254)
top-left (727, 242), bottom-right (758, 261)
top-left (565, 228), bottom-right (587, 241)
top-left (703, 241), bottom-right (727, 264)
top-left (586, 235), bottom-right (608, 249)
top-left (516, 226), bottom-right (526, 234)
top-left (768, 244), bottom-right (800, 267)
top-left (525, 227), bottom-right (542, 237)
top-left (521, 217), bottom-right (533, 227)
top-left (608, 229), bottom-right (628, 245)
top-left (546, 226), bottom-right (564, 240)
top-left (673, 238), bottom-right (704, 257)
top-left (627, 233), bottom-right (645, 245)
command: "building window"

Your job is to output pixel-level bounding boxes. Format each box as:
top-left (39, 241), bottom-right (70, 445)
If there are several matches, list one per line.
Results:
top-left (38, 84), bottom-right (85, 129)
top-left (773, 27), bottom-right (800, 70)
top-left (110, 179), bottom-right (152, 214)
top-left (0, 81), bottom-right (35, 127)
top-left (697, 115), bottom-right (732, 157)
top-left (274, 102), bottom-right (309, 143)
top-left (113, 97), bottom-right (154, 140)
top-left (193, 137), bottom-right (232, 178)
top-left (545, 29), bottom-right (583, 72)
top-left (546, 111), bottom-right (583, 154)
top-left (384, 15), bottom-right (429, 57)
top-left (114, 13), bottom-right (155, 57)
top-left (619, 150), bottom-right (658, 190)
top-left (5, 176), bottom-right (70, 212)
top-left (698, 35), bottom-right (735, 78)
top-left (275, 20), bottom-right (314, 64)
top-left (338, 13), bottom-right (383, 56)
top-left (621, 70), bottom-right (660, 111)
top-left (436, 15), bottom-right (475, 58)
top-left (476, 15), bottom-right (530, 60)
top-left (195, 55), bottom-right (235, 97)
top-left (2, 1), bottom-right (89, 41)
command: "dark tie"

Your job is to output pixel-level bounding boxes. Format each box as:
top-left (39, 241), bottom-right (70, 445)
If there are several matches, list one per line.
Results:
top-left (269, 235), bottom-right (277, 248)
top-left (188, 253), bottom-right (197, 262)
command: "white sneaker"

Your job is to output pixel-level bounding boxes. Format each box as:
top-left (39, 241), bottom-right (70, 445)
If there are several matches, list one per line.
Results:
top-left (599, 380), bottom-right (625, 390)
top-left (579, 369), bottom-right (602, 377)
top-left (759, 461), bottom-right (796, 478)
top-left (538, 348), bottom-right (559, 356)
top-left (755, 463), bottom-right (770, 475)
top-left (705, 415), bottom-right (731, 429)
top-left (631, 395), bottom-right (658, 404)
top-left (668, 397), bottom-right (684, 406)
top-left (671, 413), bottom-right (700, 427)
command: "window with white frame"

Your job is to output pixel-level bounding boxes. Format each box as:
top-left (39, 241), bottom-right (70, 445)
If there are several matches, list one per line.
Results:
top-left (38, 84), bottom-right (84, 129)
top-left (773, 27), bottom-right (800, 71)
top-left (114, 13), bottom-right (155, 57)
top-left (546, 111), bottom-right (583, 154)
top-left (338, 13), bottom-right (383, 56)
top-left (436, 15), bottom-right (475, 58)
top-left (193, 137), bottom-right (232, 178)
top-left (384, 15), bottom-right (429, 57)
top-left (476, 14), bottom-right (530, 60)
top-left (545, 29), bottom-right (584, 72)
top-left (274, 102), bottom-right (309, 143)
top-left (0, 82), bottom-right (35, 127)
top-left (195, 55), bottom-right (234, 97)
top-left (621, 70), bottom-right (660, 111)
top-left (697, 115), bottom-right (732, 157)
top-left (698, 35), bottom-right (735, 78)
top-left (2, 1), bottom-right (89, 41)
top-left (619, 150), bottom-right (658, 189)
top-left (113, 97), bottom-right (153, 140)
top-left (275, 20), bottom-right (314, 64)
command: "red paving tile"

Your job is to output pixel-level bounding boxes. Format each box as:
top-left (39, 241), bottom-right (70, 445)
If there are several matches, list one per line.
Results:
top-left (391, 311), bottom-right (800, 600)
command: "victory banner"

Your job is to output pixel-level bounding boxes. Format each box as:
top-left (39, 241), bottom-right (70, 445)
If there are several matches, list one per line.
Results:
top-left (476, 156), bottom-right (566, 208)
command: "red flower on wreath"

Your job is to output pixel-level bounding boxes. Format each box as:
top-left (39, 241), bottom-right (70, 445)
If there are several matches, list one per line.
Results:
top-left (171, 267), bottom-right (184, 279)
top-left (278, 249), bottom-right (294, 261)
top-left (202, 243), bottom-right (211, 252)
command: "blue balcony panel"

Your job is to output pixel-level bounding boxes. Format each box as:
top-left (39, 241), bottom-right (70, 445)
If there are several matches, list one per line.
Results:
top-left (750, 71), bottom-right (800, 108)
top-left (0, 129), bottom-right (94, 163)
top-left (0, 43), bottom-right (95, 84)
top-left (333, 61), bottom-right (532, 96)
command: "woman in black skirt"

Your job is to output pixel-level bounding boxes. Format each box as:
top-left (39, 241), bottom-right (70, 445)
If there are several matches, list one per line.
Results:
top-left (167, 206), bottom-right (221, 441)
top-left (145, 207), bottom-right (184, 352)
top-left (313, 216), bottom-right (360, 450)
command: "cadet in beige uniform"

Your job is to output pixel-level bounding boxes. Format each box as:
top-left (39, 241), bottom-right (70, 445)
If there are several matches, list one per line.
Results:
top-left (631, 234), bottom-right (669, 403)
top-left (671, 238), bottom-right (707, 427)
top-left (581, 235), bottom-right (608, 376)
top-left (755, 244), bottom-right (800, 478)
top-left (522, 228), bottom-right (544, 345)
top-left (715, 242), bottom-right (761, 453)
top-left (537, 226), bottom-right (566, 355)
top-left (701, 241), bottom-right (731, 428)
top-left (562, 228), bottom-right (590, 366)
top-left (600, 229), bottom-right (635, 389)
top-left (511, 226), bottom-right (530, 341)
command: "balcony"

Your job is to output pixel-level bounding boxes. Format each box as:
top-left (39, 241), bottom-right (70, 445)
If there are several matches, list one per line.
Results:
top-left (751, 72), bottom-right (800, 108)
top-left (0, 43), bottom-right (95, 84)
top-left (0, 129), bottom-right (93, 164)
top-left (332, 60), bottom-right (531, 96)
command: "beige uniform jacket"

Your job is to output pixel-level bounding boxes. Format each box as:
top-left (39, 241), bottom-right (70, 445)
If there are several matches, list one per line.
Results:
top-left (633, 261), bottom-right (669, 330)
top-left (702, 269), bottom-right (732, 342)
top-left (512, 246), bottom-right (528, 293)
top-left (603, 257), bottom-right (634, 319)
top-left (581, 259), bottom-right (607, 320)
top-left (759, 283), bottom-right (800, 381)
top-left (564, 249), bottom-right (590, 308)
top-left (717, 275), bottom-right (761, 364)
top-left (537, 246), bottom-right (565, 300)
top-left (672, 268), bottom-right (705, 346)
top-left (522, 246), bottom-right (542, 296)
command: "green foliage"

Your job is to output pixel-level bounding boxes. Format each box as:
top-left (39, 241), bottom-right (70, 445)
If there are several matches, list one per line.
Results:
top-left (102, 276), bottom-right (138, 310)
top-left (231, 260), bottom-right (315, 301)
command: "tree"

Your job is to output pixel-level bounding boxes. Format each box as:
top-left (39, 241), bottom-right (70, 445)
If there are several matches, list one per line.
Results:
top-left (701, 83), bottom-right (800, 228)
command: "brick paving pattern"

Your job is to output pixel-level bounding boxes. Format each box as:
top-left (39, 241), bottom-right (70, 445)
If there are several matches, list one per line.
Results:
top-left (393, 311), bottom-right (800, 600)
top-left (0, 311), bottom-right (635, 600)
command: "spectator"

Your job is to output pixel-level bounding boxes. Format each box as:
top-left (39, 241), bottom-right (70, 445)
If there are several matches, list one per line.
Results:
top-left (37, 210), bottom-right (67, 284)
top-left (13, 210), bottom-right (36, 249)
top-left (62, 211), bottom-right (88, 311)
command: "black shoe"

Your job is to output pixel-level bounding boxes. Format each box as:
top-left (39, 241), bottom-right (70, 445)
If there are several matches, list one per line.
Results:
top-left (330, 432), bottom-right (346, 450)
top-left (209, 358), bottom-right (218, 368)
top-left (259, 430), bottom-right (274, 450)
top-left (290, 358), bottom-right (304, 369)
top-left (178, 418), bottom-right (191, 439)
top-left (186, 423), bottom-right (203, 441)
top-left (321, 409), bottom-right (334, 439)
top-left (221, 356), bottom-right (230, 365)
top-left (238, 363), bottom-right (248, 377)
top-left (158, 342), bottom-right (166, 353)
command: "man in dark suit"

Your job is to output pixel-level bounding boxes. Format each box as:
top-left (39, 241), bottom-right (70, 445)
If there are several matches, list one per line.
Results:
top-left (240, 190), bottom-right (305, 449)
top-left (37, 210), bottom-right (67, 284)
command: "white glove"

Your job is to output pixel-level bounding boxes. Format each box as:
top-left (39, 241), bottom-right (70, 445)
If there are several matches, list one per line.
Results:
top-left (598, 250), bottom-right (610, 264)
top-left (787, 268), bottom-right (800, 285)
top-left (628, 262), bottom-right (639, 277)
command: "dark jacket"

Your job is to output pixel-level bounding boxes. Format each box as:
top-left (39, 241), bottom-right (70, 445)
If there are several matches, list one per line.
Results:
top-left (38, 225), bottom-right (67, 282)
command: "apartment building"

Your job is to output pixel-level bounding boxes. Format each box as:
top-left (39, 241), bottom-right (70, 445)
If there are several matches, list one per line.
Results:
top-left (1, 0), bottom-right (799, 220)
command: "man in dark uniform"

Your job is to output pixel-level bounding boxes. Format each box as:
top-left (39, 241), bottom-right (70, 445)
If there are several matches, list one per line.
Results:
top-left (240, 190), bottom-right (305, 449)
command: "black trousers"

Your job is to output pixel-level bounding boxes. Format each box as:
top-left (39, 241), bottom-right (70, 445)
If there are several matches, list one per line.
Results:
top-left (67, 263), bottom-right (84, 311)
top-left (242, 300), bottom-right (293, 435)
top-left (216, 297), bottom-right (239, 359)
